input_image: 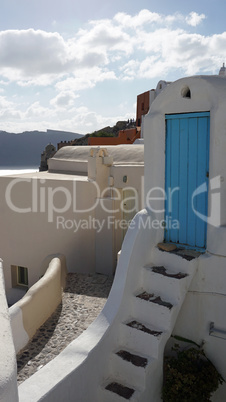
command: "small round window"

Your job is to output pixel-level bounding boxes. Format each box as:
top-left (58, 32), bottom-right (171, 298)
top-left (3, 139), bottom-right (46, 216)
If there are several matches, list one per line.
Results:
top-left (181, 86), bottom-right (191, 98)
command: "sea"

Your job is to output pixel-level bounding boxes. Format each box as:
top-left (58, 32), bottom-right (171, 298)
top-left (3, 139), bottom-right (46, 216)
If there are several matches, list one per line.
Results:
top-left (0, 167), bottom-right (38, 176)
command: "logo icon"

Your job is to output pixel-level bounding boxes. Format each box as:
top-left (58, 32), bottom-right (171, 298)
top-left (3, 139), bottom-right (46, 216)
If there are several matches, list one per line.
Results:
top-left (192, 176), bottom-right (221, 227)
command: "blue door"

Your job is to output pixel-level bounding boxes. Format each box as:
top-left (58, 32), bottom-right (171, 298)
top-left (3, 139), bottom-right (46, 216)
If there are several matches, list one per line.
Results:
top-left (165, 112), bottom-right (210, 249)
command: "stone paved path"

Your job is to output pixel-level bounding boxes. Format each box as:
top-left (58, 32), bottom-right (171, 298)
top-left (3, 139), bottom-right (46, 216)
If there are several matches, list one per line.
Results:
top-left (17, 273), bottom-right (113, 385)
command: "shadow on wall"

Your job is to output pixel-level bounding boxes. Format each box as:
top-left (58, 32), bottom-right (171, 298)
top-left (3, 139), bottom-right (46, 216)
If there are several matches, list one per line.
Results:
top-left (17, 302), bottom-right (62, 375)
top-left (10, 254), bottom-right (67, 354)
top-left (0, 260), bottom-right (18, 402)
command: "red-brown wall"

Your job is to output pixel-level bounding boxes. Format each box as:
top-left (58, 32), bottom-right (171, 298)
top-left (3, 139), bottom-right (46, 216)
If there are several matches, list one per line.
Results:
top-left (88, 128), bottom-right (140, 146)
top-left (136, 90), bottom-right (150, 127)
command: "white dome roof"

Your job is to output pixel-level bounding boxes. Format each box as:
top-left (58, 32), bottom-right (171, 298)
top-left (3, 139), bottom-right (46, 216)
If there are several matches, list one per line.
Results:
top-left (52, 144), bottom-right (144, 165)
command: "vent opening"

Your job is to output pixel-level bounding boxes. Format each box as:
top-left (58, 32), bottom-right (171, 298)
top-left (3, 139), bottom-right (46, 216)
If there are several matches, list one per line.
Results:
top-left (181, 86), bottom-right (191, 98)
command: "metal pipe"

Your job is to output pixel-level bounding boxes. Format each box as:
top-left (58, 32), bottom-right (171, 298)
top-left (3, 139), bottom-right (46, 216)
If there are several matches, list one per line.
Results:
top-left (209, 322), bottom-right (226, 340)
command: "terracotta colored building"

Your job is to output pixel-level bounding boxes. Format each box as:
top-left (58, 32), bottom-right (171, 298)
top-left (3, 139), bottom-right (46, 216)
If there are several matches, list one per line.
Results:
top-left (88, 127), bottom-right (140, 146)
top-left (136, 90), bottom-right (150, 127)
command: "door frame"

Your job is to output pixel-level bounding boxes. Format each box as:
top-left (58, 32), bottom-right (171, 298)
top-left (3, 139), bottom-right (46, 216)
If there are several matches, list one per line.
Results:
top-left (164, 111), bottom-right (210, 250)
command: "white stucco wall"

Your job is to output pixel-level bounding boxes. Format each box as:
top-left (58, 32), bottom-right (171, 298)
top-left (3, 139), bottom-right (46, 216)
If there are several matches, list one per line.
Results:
top-left (0, 173), bottom-right (96, 302)
top-left (3, 76), bottom-right (226, 400)
top-left (0, 260), bottom-right (18, 402)
top-left (10, 255), bottom-right (67, 354)
top-left (15, 76), bottom-right (226, 401)
top-left (143, 75), bottom-right (226, 395)
top-left (143, 75), bottom-right (226, 255)
top-left (0, 151), bottom-right (144, 299)
top-left (18, 210), bottom-right (156, 402)
top-left (49, 145), bottom-right (144, 173)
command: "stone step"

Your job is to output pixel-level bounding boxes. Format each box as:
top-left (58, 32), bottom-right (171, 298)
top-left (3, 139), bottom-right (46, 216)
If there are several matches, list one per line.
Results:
top-left (151, 245), bottom-right (198, 274)
top-left (109, 348), bottom-right (152, 390)
top-left (131, 291), bottom-right (175, 331)
top-left (136, 291), bottom-right (173, 309)
top-left (106, 382), bottom-right (135, 399)
top-left (151, 265), bottom-right (188, 279)
top-left (100, 381), bottom-right (140, 401)
top-left (98, 247), bottom-right (198, 402)
top-left (115, 350), bottom-right (148, 368)
top-left (157, 243), bottom-right (202, 261)
top-left (142, 265), bottom-right (190, 305)
top-left (120, 320), bottom-right (167, 359)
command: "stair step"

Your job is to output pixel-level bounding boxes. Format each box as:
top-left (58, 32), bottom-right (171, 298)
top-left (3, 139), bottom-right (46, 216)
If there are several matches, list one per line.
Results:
top-left (151, 266), bottom-right (187, 279)
top-left (109, 348), bottom-right (153, 389)
top-left (131, 292), bottom-right (174, 331)
top-left (151, 245), bottom-right (199, 274)
top-left (98, 244), bottom-right (199, 402)
top-left (142, 265), bottom-right (190, 304)
top-left (157, 243), bottom-right (202, 261)
top-left (127, 320), bottom-right (162, 336)
top-left (116, 350), bottom-right (148, 368)
top-left (105, 382), bottom-right (135, 400)
top-left (136, 291), bottom-right (173, 309)
top-left (120, 320), bottom-right (167, 358)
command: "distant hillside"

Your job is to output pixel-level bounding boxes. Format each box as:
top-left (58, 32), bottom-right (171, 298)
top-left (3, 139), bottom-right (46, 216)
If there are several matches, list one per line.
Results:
top-left (0, 129), bottom-right (82, 168)
top-left (72, 120), bottom-right (136, 145)
top-left (89, 120), bottom-right (135, 138)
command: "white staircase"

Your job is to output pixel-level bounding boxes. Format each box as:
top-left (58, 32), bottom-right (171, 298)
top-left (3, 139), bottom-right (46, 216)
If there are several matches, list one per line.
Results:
top-left (98, 246), bottom-right (199, 401)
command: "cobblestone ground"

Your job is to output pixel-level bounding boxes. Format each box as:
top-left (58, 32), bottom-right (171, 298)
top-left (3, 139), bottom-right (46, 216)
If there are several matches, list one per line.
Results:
top-left (17, 272), bottom-right (113, 385)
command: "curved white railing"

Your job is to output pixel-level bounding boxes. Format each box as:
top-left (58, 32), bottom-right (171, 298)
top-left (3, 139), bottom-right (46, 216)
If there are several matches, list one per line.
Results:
top-left (18, 210), bottom-right (158, 402)
top-left (10, 254), bottom-right (67, 354)
top-left (0, 259), bottom-right (18, 402)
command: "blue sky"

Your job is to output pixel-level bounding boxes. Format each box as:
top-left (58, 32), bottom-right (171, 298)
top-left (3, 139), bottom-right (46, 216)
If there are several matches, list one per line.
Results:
top-left (0, 0), bottom-right (226, 134)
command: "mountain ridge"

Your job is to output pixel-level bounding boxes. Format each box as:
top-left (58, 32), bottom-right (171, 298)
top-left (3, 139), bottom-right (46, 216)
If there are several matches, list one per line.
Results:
top-left (0, 129), bottom-right (82, 168)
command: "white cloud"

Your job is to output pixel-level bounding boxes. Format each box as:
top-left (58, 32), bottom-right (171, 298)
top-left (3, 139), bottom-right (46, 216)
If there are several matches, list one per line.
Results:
top-left (119, 24), bottom-right (226, 79)
top-left (164, 13), bottom-right (184, 25)
top-left (24, 101), bottom-right (54, 119)
top-left (0, 10), bottom-right (213, 90)
top-left (50, 91), bottom-right (79, 108)
top-left (139, 56), bottom-right (168, 78)
top-left (57, 107), bottom-right (133, 134)
top-left (0, 9), bottom-right (225, 134)
top-left (0, 95), bottom-right (14, 108)
top-left (55, 67), bottom-right (116, 92)
top-left (114, 9), bottom-right (161, 27)
top-left (0, 29), bottom-right (114, 86)
top-left (76, 20), bottom-right (133, 57)
top-left (0, 29), bottom-right (72, 75)
top-left (120, 59), bottom-right (141, 80)
top-left (79, 21), bottom-right (129, 48)
top-left (0, 79), bottom-right (9, 86)
top-left (0, 108), bottom-right (21, 120)
top-left (0, 95), bottom-right (22, 121)
top-left (186, 12), bottom-right (206, 27)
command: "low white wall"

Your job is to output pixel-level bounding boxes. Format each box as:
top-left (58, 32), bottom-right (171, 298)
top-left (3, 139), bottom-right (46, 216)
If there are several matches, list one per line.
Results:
top-left (0, 259), bottom-right (18, 402)
top-left (48, 159), bottom-right (88, 174)
top-left (18, 210), bottom-right (156, 401)
top-left (10, 254), bottom-right (67, 354)
top-left (0, 165), bottom-right (144, 295)
top-left (0, 175), bottom-right (97, 297)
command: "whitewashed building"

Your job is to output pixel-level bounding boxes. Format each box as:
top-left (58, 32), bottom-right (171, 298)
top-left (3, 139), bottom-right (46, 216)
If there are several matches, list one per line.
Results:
top-left (0, 145), bottom-right (144, 305)
top-left (1, 72), bottom-right (226, 401)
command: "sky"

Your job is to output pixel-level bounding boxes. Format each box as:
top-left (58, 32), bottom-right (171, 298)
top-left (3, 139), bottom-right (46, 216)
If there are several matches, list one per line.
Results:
top-left (0, 0), bottom-right (226, 134)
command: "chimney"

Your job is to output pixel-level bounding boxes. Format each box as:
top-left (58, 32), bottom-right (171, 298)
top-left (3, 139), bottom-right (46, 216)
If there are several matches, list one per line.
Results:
top-left (219, 63), bottom-right (226, 76)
